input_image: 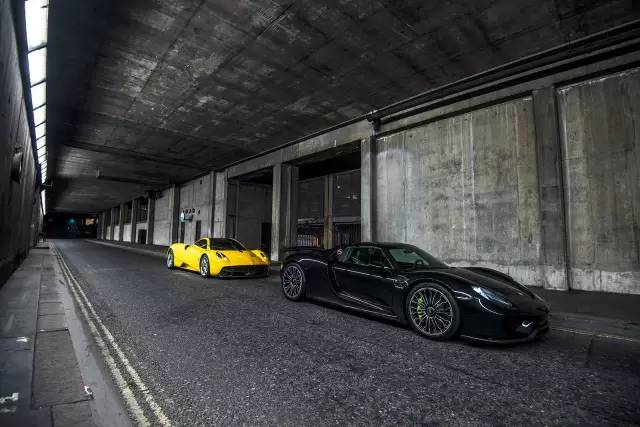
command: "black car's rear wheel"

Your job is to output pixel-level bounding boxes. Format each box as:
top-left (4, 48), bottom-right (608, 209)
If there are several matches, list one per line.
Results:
top-left (406, 283), bottom-right (460, 340)
top-left (282, 263), bottom-right (305, 301)
top-left (200, 255), bottom-right (210, 278)
top-left (166, 249), bottom-right (175, 269)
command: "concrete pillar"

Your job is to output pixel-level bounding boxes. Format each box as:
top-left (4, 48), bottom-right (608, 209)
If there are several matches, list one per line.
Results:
top-left (118, 204), bottom-right (125, 241)
top-left (130, 198), bottom-right (138, 244)
top-left (168, 185), bottom-right (180, 244)
top-left (323, 174), bottom-right (333, 248)
top-left (361, 136), bottom-right (375, 242)
top-left (234, 181), bottom-right (240, 239)
top-left (146, 197), bottom-right (155, 245)
top-left (271, 163), bottom-right (298, 262)
top-left (532, 86), bottom-right (569, 291)
top-left (213, 172), bottom-right (227, 238)
top-left (109, 208), bottom-right (115, 240)
top-left (207, 171), bottom-right (217, 237)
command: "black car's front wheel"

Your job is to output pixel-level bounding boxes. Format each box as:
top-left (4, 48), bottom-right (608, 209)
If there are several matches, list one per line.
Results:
top-left (406, 283), bottom-right (460, 340)
top-left (200, 255), bottom-right (210, 278)
top-left (281, 263), bottom-right (306, 301)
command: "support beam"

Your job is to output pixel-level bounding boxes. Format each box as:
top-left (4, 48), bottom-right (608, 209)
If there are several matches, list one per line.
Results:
top-left (109, 208), bottom-right (115, 240)
top-left (271, 163), bottom-right (298, 262)
top-left (168, 185), bottom-right (180, 244)
top-left (361, 135), bottom-right (376, 242)
top-left (207, 171), bottom-right (217, 237)
top-left (118, 204), bottom-right (125, 241)
top-left (146, 197), bottom-right (155, 245)
top-left (532, 86), bottom-right (569, 291)
top-left (130, 198), bottom-right (138, 243)
top-left (323, 174), bottom-right (333, 249)
top-left (213, 172), bottom-right (227, 238)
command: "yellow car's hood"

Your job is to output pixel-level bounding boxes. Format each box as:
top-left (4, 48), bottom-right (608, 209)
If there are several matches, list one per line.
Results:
top-left (213, 250), bottom-right (268, 266)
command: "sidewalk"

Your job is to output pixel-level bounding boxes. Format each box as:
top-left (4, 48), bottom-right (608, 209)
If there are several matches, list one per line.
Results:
top-left (534, 287), bottom-right (640, 342)
top-left (0, 244), bottom-right (129, 427)
top-left (0, 244), bottom-right (94, 426)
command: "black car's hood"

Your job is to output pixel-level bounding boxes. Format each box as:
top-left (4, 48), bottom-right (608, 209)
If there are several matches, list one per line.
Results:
top-left (403, 266), bottom-right (535, 298)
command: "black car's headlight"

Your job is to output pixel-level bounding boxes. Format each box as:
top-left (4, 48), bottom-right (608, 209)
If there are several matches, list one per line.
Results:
top-left (472, 286), bottom-right (513, 308)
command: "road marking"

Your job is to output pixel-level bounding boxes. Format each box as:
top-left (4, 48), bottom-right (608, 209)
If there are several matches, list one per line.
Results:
top-left (552, 326), bottom-right (640, 344)
top-left (52, 244), bottom-right (171, 426)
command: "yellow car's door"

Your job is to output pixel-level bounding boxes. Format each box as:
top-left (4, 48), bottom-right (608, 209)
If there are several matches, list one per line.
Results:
top-left (185, 239), bottom-right (208, 270)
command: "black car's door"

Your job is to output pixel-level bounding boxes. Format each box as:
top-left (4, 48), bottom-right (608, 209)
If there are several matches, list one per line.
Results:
top-left (331, 246), bottom-right (396, 312)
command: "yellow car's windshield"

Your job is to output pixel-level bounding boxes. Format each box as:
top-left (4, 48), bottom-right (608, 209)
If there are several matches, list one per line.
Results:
top-left (210, 238), bottom-right (245, 251)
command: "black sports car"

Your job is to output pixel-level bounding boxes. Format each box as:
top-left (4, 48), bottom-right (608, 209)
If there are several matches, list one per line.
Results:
top-left (280, 243), bottom-right (549, 343)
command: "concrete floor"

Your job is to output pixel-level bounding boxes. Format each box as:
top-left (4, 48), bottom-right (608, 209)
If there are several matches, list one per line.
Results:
top-left (53, 239), bottom-right (640, 426)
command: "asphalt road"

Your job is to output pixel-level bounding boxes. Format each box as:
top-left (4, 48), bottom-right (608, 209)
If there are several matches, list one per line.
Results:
top-left (54, 239), bottom-right (640, 426)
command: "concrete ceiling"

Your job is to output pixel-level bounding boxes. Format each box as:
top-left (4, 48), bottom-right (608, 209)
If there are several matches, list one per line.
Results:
top-left (46, 0), bottom-right (637, 212)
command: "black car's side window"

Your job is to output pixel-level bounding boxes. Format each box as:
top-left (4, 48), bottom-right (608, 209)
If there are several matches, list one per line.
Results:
top-left (342, 247), bottom-right (391, 269)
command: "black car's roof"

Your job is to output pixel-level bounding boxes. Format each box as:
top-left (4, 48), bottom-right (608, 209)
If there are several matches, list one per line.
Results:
top-left (347, 242), bottom-right (419, 249)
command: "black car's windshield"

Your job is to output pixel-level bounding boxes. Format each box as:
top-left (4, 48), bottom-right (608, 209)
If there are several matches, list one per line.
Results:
top-left (387, 246), bottom-right (448, 270)
top-left (209, 238), bottom-right (245, 251)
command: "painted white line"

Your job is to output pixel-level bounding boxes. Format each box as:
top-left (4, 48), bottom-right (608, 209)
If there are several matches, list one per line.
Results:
top-left (551, 326), bottom-right (640, 344)
top-left (53, 244), bottom-right (171, 427)
top-left (54, 251), bottom-right (150, 427)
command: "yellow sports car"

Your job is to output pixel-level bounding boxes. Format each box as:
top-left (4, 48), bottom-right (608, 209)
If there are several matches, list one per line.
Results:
top-left (166, 237), bottom-right (270, 278)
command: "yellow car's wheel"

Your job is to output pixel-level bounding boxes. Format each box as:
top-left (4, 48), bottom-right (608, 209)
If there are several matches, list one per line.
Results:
top-left (166, 249), bottom-right (175, 269)
top-left (199, 255), bottom-right (210, 278)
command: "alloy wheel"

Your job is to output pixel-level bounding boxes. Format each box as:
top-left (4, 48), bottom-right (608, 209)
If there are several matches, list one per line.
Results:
top-left (282, 264), bottom-right (303, 298)
top-left (166, 250), bottom-right (173, 268)
top-left (409, 287), bottom-right (453, 337)
top-left (200, 256), bottom-right (209, 277)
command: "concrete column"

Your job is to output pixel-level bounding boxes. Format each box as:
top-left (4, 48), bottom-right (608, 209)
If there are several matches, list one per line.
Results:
top-left (118, 204), bottom-right (125, 241)
top-left (168, 185), bottom-right (180, 244)
top-left (323, 174), bottom-right (333, 248)
top-left (130, 198), bottom-right (138, 243)
top-left (213, 171), bottom-right (227, 238)
top-left (271, 163), bottom-right (298, 261)
top-left (532, 86), bottom-right (569, 291)
top-left (109, 208), bottom-right (115, 240)
top-left (207, 171), bottom-right (217, 237)
top-left (361, 135), bottom-right (375, 242)
top-left (234, 181), bottom-right (240, 239)
top-left (146, 197), bottom-right (155, 245)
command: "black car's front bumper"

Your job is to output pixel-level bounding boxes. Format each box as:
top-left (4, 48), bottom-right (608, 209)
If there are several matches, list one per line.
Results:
top-left (458, 297), bottom-right (550, 343)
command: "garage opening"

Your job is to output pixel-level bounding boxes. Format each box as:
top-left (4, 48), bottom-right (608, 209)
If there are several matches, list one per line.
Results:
top-left (295, 145), bottom-right (361, 249)
top-left (226, 168), bottom-right (273, 256)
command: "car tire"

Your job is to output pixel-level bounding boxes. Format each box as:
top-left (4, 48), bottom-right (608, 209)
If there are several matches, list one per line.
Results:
top-left (406, 282), bottom-right (461, 341)
top-left (166, 249), bottom-right (175, 269)
top-left (281, 262), bottom-right (306, 301)
top-left (200, 255), bottom-right (210, 278)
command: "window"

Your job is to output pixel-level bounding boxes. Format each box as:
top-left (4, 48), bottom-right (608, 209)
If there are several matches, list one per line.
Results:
top-left (341, 246), bottom-right (391, 269)
top-left (194, 239), bottom-right (207, 249)
top-left (332, 170), bottom-right (360, 218)
top-left (387, 246), bottom-right (447, 270)
top-left (124, 203), bottom-right (132, 223)
top-left (137, 199), bottom-right (148, 222)
top-left (210, 238), bottom-right (245, 251)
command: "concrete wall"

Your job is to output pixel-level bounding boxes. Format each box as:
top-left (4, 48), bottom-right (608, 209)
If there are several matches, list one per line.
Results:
top-left (375, 98), bottom-right (544, 287)
top-left (153, 189), bottom-right (171, 245)
top-left (122, 224), bottom-right (132, 242)
top-left (0, 1), bottom-right (42, 284)
top-left (236, 183), bottom-right (272, 250)
top-left (113, 225), bottom-right (120, 241)
top-left (558, 69), bottom-right (640, 294)
top-left (178, 174), bottom-right (213, 243)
